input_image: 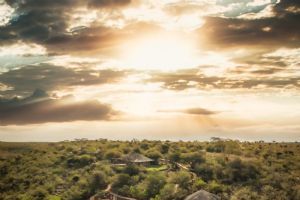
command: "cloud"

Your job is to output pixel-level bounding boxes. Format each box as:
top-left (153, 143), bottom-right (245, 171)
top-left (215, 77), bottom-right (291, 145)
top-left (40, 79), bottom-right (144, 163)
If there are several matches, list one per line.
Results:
top-left (5, 0), bottom-right (131, 9)
top-left (0, 0), bottom-right (135, 54)
top-left (0, 42), bottom-right (46, 56)
top-left (147, 68), bottom-right (300, 91)
top-left (1, 0), bottom-right (73, 43)
top-left (230, 66), bottom-right (285, 75)
top-left (46, 21), bottom-right (163, 55)
top-left (0, 64), bottom-right (126, 97)
top-left (0, 1), bottom-right (14, 26)
top-left (184, 108), bottom-right (218, 115)
top-left (0, 89), bottom-right (118, 125)
top-left (159, 107), bottom-right (218, 115)
top-left (88, 0), bottom-right (131, 8)
top-left (163, 0), bottom-right (226, 16)
top-left (198, 0), bottom-right (300, 49)
top-left (229, 47), bottom-right (299, 77)
top-left (0, 10), bottom-right (160, 55)
top-left (1, 0), bottom-right (298, 55)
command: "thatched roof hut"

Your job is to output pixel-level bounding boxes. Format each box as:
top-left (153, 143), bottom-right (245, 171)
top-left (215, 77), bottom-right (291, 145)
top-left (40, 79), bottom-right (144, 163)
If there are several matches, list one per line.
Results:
top-left (184, 190), bottom-right (220, 200)
top-left (122, 152), bottom-right (153, 164)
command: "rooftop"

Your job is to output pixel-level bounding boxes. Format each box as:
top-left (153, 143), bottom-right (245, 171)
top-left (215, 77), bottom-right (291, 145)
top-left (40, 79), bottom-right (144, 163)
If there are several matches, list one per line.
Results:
top-left (122, 152), bottom-right (153, 163)
top-left (184, 190), bottom-right (220, 200)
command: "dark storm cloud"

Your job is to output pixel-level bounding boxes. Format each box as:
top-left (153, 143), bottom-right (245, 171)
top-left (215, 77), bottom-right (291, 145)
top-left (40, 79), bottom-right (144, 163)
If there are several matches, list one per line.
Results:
top-left (199, 15), bottom-right (300, 49)
top-left (88, 0), bottom-right (131, 8)
top-left (159, 107), bottom-right (218, 115)
top-left (198, 0), bottom-right (300, 49)
top-left (0, 64), bottom-right (126, 97)
top-left (0, 0), bottom-right (134, 54)
top-left (0, 89), bottom-right (117, 125)
top-left (43, 22), bottom-right (162, 55)
top-left (147, 69), bottom-right (300, 91)
top-left (1, 0), bottom-right (73, 44)
top-left (5, 0), bottom-right (81, 9)
top-left (45, 27), bottom-right (121, 55)
top-left (273, 0), bottom-right (300, 15)
top-left (5, 0), bottom-right (131, 9)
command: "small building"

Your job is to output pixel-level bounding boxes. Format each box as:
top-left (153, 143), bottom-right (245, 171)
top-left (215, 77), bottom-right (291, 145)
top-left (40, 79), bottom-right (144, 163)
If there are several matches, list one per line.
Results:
top-left (90, 192), bottom-right (136, 200)
top-left (121, 152), bottom-right (153, 166)
top-left (184, 190), bottom-right (220, 200)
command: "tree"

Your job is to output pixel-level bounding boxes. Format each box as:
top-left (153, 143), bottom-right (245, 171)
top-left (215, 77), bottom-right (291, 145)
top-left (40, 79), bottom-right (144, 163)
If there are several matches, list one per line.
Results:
top-left (206, 141), bottom-right (225, 153)
top-left (160, 144), bottom-right (170, 154)
top-left (225, 159), bottom-right (260, 183)
top-left (146, 150), bottom-right (162, 165)
top-left (169, 151), bottom-right (181, 163)
top-left (169, 171), bottom-right (191, 189)
top-left (194, 163), bottom-right (214, 182)
top-left (158, 184), bottom-right (176, 200)
top-left (182, 152), bottom-right (205, 169)
top-left (104, 150), bottom-right (121, 160)
top-left (124, 164), bottom-right (140, 176)
top-left (112, 174), bottom-right (131, 189)
top-left (144, 174), bottom-right (166, 199)
top-left (67, 155), bottom-right (94, 168)
top-left (89, 171), bottom-right (107, 194)
top-left (224, 141), bottom-right (242, 155)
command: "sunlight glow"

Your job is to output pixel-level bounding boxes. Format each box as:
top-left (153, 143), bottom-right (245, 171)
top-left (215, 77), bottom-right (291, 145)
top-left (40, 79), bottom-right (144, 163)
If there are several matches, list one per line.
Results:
top-left (120, 33), bottom-right (199, 70)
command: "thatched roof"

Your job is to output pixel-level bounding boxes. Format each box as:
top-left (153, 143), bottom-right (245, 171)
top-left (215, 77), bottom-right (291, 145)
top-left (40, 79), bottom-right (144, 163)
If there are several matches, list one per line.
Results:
top-left (184, 190), bottom-right (220, 200)
top-left (122, 152), bottom-right (153, 163)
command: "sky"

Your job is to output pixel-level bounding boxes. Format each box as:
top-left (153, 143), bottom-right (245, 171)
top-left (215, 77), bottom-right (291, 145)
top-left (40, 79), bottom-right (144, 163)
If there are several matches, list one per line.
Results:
top-left (0, 0), bottom-right (299, 142)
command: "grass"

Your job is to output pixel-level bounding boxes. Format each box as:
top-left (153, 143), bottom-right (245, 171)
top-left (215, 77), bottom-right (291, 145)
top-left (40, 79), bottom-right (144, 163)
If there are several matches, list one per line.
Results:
top-left (146, 164), bottom-right (168, 172)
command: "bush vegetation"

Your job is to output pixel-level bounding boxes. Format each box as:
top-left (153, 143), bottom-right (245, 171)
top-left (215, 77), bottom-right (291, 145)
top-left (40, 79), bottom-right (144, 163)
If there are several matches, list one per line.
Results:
top-left (0, 139), bottom-right (299, 200)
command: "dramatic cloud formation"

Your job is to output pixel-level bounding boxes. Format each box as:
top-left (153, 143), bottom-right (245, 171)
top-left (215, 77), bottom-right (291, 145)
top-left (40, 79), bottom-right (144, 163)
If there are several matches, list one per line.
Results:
top-left (0, 89), bottom-right (117, 125)
top-left (0, 0), bottom-right (299, 141)
top-left (0, 0), bottom-right (135, 55)
top-left (0, 64), bottom-right (126, 97)
top-left (1, 0), bottom-right (297, 55)
top-left (198, 0), bottom-right (300, 49)
top-left (0, 0), bottom-right (173, 59)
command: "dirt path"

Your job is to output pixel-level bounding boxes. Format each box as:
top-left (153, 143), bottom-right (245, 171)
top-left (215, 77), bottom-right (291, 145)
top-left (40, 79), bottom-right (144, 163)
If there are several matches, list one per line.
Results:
top-left (105, 184), bottom-right (111, 192)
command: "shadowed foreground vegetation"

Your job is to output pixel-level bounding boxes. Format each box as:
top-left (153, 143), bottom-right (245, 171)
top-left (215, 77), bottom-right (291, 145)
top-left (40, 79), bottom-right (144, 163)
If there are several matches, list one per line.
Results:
top-left (0, 139), bottom-right (299, 200)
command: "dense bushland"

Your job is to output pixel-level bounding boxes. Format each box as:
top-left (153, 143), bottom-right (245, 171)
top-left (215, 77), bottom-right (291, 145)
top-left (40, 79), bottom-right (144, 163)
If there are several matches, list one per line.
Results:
top-left (0, 139), bottom-right (299, 200)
